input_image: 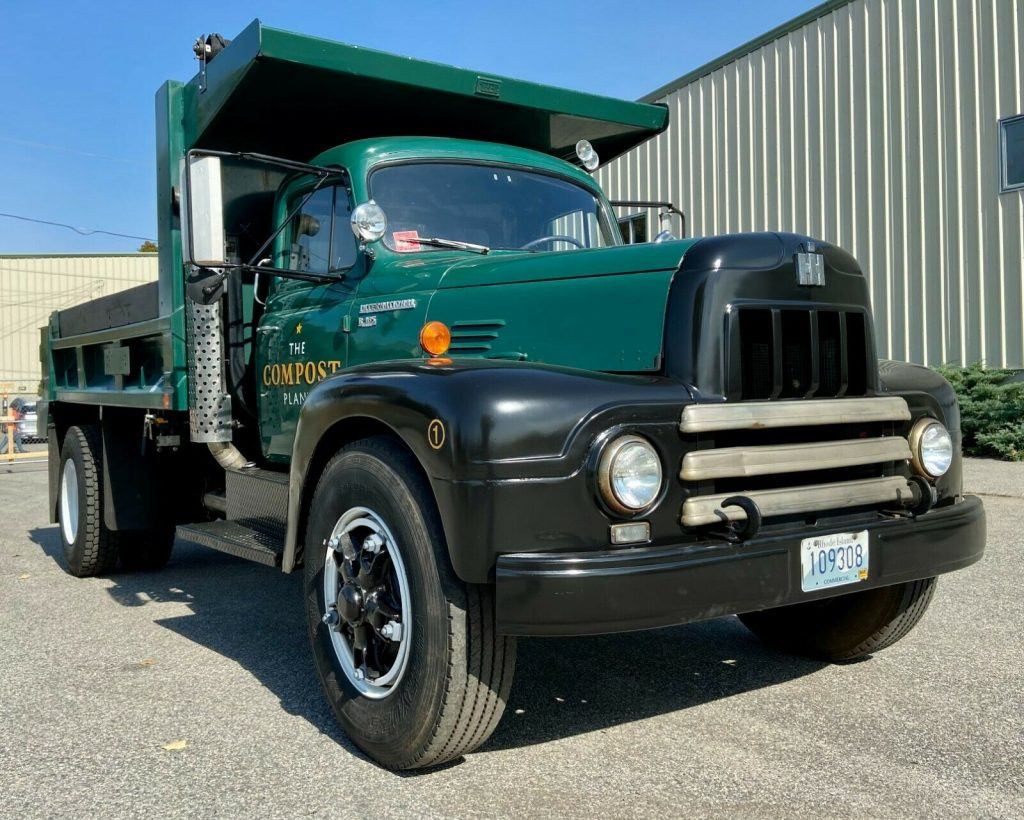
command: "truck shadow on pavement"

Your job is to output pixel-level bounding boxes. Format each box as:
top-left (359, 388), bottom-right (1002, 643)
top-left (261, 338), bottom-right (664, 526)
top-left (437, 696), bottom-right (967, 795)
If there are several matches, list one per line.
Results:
top-left (31, 528), bottom-right (825, 766)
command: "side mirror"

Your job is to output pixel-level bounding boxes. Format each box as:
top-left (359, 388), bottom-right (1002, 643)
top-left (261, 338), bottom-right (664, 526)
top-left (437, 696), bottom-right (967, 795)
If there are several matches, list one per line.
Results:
top-left (181, 154), bottom-right (227, 267)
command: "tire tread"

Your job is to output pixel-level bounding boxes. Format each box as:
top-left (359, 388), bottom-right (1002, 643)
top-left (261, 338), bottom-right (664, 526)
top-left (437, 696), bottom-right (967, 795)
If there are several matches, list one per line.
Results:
top-left (61, 425), bottom-right (119, 577)
top-left (835, 577), bottom-right (937, 660)
top-left (739, 577), bottom-right (938, 662)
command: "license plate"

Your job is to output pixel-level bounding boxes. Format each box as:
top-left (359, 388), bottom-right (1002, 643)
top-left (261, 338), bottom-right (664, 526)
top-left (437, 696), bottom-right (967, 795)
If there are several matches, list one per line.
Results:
top-left (800, 530), bottom-right (869, 592)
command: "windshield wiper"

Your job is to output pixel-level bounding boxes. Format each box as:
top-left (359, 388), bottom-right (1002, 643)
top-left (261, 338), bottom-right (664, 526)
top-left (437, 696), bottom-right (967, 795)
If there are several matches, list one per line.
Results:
top-left (409, 237), bottom-right (490, 254)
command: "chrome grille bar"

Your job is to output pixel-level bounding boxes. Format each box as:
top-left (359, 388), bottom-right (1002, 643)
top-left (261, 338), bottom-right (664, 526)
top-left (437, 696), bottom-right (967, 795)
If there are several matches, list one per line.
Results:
top-left (681, 476), bottom-right (916, 527)
top-left (680, 436), bottom-right (911, 481)
top-left (679, 396), bottom-right (910, 434)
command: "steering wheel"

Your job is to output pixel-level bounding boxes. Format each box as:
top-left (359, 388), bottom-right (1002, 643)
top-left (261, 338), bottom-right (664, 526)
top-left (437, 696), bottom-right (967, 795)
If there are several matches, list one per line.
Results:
top-left (520, 234), bottom-right (584, 251)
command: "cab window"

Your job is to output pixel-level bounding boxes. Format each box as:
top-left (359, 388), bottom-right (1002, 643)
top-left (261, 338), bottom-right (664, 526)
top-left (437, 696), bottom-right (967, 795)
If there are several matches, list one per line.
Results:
top-left (289, 186), bottom-right (357, 273)
top-left (369, 163), bottom-right (620, 252)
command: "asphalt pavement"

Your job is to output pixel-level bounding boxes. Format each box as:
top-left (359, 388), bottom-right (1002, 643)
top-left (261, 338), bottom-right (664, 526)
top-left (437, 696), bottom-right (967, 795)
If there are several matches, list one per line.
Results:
top-left (1, 455), bottom-right (1021, 818)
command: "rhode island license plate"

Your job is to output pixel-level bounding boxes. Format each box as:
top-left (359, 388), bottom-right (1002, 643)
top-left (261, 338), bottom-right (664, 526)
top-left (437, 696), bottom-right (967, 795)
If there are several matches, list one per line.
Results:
top-left (800, 530), bottom-right (869, 592)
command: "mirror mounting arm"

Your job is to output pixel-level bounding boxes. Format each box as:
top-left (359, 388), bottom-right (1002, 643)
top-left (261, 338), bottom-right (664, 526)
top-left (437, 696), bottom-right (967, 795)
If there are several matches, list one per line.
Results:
top-left (609, 199), bottom-right (687, 239)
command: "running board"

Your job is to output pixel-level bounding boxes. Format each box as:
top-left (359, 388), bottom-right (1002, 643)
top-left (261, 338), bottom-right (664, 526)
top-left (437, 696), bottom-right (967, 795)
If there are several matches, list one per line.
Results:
top-left (176, 520), bottom-right (283, 567)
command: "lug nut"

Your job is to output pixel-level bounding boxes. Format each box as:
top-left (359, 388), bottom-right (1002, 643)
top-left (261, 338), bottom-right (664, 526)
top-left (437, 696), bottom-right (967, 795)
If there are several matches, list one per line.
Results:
top-left (364, 534), bottom-right (383, 553)
top-left (354, 668), bottom-right (365, 680)
top-left (381, 621), bottom-right (402, 641)
top-left (322, 610), bottom-right (340, 627)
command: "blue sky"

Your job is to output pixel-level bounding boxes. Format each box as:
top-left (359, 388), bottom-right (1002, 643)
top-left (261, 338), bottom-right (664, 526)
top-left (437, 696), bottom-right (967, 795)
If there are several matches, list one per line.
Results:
top-left (0, 0), bottom-right (813, 253)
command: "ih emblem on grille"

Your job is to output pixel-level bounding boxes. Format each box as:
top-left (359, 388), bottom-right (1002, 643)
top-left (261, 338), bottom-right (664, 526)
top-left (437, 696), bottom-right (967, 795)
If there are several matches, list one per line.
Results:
top-left (796, 249), bottom-right (826, 286)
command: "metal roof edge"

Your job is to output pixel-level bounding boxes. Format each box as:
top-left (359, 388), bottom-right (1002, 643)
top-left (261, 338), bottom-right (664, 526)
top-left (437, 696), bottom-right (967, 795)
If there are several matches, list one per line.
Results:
top-left (639, 0), bottom-right (854, 103)
top-left (0, 253), bottom-right (158, 259)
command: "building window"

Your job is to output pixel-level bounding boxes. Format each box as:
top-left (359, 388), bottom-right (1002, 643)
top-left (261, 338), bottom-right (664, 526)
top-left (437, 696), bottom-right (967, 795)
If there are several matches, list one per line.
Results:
top-left (617, 212), bottom-right (647, 244)
top-left (1001, 114), bottom-right (1024, 192)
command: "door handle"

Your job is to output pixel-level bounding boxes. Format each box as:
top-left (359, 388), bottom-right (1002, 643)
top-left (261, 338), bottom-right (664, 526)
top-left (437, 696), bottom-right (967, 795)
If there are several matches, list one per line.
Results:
top-left (257, 325), bottom-right (281, 334)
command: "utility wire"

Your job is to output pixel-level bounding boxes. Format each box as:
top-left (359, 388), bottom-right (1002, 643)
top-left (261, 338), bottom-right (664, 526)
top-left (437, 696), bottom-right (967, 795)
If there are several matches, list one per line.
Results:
top-left (0, 134), bottom-right (146, 166)
top-left (0, 212), bottom-right (155, 243)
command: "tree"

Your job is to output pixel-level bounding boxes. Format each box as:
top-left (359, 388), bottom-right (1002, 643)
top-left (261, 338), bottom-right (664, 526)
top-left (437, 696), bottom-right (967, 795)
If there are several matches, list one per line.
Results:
top-left (138, 240), bottom-right (158, 253)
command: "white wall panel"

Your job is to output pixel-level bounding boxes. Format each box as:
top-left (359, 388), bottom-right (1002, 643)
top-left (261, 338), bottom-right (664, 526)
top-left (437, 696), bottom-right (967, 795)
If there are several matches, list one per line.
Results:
top-left (0, 254), bottom-right (158, 390)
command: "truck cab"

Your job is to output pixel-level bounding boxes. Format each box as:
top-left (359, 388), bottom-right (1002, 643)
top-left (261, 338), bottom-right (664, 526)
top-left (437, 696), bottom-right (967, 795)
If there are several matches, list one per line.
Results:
top-left (41, 21), bottom-right (985, 770)
top-left (256, 136), bottom-right (663, 461)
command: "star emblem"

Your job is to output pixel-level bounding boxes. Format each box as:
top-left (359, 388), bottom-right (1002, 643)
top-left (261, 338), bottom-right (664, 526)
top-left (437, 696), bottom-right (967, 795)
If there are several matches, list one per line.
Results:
top-left (295, 323), bottom-right (303, 335)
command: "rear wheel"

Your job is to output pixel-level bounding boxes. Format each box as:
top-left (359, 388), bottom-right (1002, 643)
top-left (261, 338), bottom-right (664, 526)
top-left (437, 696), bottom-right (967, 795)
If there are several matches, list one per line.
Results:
top-left (739, 578), bottom-right (938, 662)
top-left (58, 425), bottom-right (119, 577)
top-left (303, 436), bottom-right (516, 769)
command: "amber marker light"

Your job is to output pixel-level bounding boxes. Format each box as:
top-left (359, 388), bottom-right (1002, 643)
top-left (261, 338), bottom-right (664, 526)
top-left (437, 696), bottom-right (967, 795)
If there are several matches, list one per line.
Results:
top-left (420, 321), bottom-right (451, 356)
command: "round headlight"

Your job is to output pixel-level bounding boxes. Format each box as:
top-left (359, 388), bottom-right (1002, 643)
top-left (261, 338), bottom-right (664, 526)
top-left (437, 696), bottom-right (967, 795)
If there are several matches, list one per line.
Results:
top-left (598, 434), bottom-right (663, 514)
top-left (909, 418), bottom-right (953, 479)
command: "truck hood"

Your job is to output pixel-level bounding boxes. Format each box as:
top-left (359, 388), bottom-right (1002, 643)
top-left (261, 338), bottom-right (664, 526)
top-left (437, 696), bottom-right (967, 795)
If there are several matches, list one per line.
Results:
top-left (424, 241), bottom-right (697, 372)
top-left (434, 241), bottom-right (695, 289)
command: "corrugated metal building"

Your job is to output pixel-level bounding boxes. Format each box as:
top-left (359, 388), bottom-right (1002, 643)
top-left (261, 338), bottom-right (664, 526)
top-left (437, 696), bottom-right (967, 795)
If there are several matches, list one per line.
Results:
top-left (0, 254), bottom-right (158, 393)
top-left (598, 0), bottom-right (1024, 368)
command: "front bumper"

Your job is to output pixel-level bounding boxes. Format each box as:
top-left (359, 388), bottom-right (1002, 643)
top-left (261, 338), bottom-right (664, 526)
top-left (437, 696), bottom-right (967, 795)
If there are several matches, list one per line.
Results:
top-left (495, 495), bottom-right (985, 636)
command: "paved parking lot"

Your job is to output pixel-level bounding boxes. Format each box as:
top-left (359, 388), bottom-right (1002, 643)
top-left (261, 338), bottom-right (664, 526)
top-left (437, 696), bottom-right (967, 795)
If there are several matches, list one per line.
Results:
top-left (1, 456), bottom-right (1021, 818)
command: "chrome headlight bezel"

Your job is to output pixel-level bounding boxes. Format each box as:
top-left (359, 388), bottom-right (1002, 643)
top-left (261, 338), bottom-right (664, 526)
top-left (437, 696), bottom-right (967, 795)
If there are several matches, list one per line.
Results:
top-left (908, 418), bottom-right (953, 480)
top-left (597, 434), bottom-right (664, 516)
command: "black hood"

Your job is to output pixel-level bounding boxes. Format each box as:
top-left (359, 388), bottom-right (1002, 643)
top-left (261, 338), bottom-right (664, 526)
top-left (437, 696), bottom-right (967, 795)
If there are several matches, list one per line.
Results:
top-left (665, 232), bottom-right (878, 401)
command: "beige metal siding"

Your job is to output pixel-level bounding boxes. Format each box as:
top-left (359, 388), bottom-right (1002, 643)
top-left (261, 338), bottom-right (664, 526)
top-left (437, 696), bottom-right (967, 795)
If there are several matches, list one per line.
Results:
top-left (599, 0), bottom-right (1024, 368)
top-left (0, 254), bottom-right (158, 391)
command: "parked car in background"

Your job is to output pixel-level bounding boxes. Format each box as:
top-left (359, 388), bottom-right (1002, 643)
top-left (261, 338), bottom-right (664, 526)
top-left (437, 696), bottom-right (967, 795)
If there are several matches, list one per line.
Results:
top-left (17, 401), bottom-right (44, 443)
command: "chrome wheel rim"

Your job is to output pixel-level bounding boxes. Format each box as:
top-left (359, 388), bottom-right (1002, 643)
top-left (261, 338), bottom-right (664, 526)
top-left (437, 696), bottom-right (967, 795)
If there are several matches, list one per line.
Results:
top-left (322, 507), bottom-right (412, 699)
top-left (60, 459), bottom-right (79, 545)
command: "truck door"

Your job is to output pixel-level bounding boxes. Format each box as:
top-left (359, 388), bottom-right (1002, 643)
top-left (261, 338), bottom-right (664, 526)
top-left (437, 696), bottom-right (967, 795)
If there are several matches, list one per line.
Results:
top-left (256, 184), bottom-right (359, 462)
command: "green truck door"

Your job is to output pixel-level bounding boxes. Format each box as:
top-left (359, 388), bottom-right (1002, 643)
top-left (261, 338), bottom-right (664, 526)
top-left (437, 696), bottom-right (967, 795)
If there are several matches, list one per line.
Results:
top-left (257, 185), bottom-right (359, 462)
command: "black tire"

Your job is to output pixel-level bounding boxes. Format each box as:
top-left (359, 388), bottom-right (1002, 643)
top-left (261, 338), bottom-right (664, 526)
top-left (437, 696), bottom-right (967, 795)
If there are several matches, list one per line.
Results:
top-left (117, 526), bottom-right (176, 572)
top-left (739, 577), bottom-right (938, 662)
top-left (57, 425), bottom-right (119, 577)
top-left (303, 436), bottom-right (516, 770)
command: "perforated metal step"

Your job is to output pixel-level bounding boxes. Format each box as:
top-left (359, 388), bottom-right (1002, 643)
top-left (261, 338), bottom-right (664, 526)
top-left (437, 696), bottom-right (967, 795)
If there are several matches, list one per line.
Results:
top-left (176, 520), bottom-right (283, 567)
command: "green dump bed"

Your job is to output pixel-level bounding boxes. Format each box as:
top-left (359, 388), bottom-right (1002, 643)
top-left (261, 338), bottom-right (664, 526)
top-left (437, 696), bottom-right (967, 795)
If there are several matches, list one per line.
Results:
top-left (44, 19), bottom-right (669, 411)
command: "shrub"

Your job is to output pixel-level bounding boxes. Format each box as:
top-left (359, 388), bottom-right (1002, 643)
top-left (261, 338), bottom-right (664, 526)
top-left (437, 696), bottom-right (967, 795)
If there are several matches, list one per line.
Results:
top-left (936, 363), bottom-right (1024, 461)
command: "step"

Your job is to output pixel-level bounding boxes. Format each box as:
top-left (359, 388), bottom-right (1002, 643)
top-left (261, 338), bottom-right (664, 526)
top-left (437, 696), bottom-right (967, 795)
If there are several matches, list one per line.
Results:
top-left (176, 520), bottom-right (283, 567)
top-left (225, 467), bottom-right (289, 533)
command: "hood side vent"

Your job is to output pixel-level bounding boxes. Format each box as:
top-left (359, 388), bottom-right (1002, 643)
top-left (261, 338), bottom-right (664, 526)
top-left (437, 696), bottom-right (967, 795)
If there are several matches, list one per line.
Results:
top-left (449, 320), bottom-right (505, 355)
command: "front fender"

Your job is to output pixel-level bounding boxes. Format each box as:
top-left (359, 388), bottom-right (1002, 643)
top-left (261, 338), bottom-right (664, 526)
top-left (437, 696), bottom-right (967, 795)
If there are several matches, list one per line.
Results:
top-left (283, 359), bottom-right (690, 579)
top-left (878, 359), bottom-right (963, 500)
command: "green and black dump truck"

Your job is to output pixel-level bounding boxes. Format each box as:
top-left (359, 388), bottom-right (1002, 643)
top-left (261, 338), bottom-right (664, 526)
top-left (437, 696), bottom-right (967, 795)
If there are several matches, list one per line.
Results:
top-left (41, 22), bottom-right (985, 769)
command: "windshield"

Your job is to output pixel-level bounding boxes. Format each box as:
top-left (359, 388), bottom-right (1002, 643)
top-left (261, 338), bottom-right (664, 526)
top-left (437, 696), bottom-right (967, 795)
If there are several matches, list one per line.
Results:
top-left (369, 162), bottom-right (620, 252)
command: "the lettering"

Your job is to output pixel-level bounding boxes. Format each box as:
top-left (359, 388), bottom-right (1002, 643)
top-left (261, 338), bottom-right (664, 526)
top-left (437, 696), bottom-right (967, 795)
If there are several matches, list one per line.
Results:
top-left (359, 298), bottom-right (417, 314)
top-left (261, 360), bottom-right (342, 387)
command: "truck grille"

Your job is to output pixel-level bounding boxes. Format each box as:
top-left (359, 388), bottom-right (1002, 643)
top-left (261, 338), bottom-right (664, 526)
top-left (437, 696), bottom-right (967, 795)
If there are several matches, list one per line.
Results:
top-left (678, 397), bottom-right (915, 527)
top-left (732, 308), bottom-right (869, 400)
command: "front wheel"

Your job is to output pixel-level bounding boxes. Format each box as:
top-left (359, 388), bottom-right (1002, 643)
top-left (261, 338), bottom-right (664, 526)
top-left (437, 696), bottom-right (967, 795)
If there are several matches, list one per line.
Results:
top-left (739, 578), bottom-right (938, 662)
top-left (303, 436), bottom-right (516, 769)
